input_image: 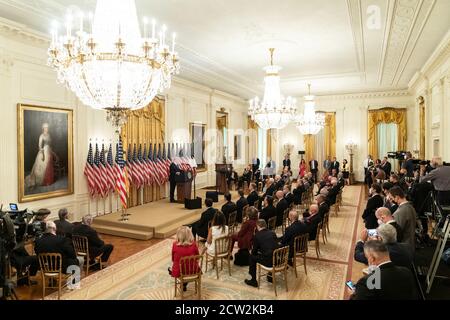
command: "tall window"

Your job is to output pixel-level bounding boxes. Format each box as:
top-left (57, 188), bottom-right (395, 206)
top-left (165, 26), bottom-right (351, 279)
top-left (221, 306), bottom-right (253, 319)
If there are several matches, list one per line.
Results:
top-left (377, 123), bottom-right (398, 171)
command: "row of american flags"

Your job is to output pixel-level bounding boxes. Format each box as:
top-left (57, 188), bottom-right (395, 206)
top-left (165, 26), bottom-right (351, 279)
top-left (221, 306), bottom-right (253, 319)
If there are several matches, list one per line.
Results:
top-left (83, 139), bottom-right (197, 209)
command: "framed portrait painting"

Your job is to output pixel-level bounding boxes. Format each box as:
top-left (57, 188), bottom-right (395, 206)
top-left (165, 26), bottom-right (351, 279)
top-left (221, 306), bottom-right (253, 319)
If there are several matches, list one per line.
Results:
top-left (17, 104), bottom-right (74, 202)
top-left (190, 123), bottom-right (206, 171)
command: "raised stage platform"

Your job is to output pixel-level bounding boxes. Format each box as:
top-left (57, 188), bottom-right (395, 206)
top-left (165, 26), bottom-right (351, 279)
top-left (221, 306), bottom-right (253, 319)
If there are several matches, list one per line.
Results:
top-left (92, 189), bottom-right (237, 240)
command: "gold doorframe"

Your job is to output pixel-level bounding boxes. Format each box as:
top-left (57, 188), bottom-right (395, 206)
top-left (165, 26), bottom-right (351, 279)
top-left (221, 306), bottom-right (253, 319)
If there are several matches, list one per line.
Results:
top-left (120, 96), bottom-right (166, 208)
top-left (418, 97), bottom-right (425, 159)
top-left (368, 107), bottom-right (407, 160)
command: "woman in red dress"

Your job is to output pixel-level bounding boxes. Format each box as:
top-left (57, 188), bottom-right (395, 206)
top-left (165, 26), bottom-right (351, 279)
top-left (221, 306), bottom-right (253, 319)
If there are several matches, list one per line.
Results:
top-left (169, 226), bottom-right (200, 291)
top-left (230, 206), bottom-right (258, 265)
top-left (299, 159), bottom-right (307, 179)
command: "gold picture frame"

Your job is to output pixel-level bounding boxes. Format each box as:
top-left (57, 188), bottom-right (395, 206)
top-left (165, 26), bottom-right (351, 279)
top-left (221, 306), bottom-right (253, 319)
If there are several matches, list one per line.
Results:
top-left (190, 122), bottom-right (207, 172)
top-left (17, 104), bottom-right (74, 203)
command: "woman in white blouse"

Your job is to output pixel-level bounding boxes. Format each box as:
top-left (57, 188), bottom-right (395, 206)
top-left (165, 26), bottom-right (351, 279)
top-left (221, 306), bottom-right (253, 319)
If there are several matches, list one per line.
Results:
top-left (204, 212), bottom-right (228, 255)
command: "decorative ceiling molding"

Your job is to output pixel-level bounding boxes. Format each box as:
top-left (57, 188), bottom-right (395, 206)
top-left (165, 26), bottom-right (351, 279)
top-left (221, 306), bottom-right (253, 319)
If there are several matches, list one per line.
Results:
top-left (314, 89), bottom-right (411, 100)
top-left (346, 0), bottom-right (366, 83)
top-left (0, 17), bottom-right (49, 45)
top-left (393, 0), bottom-right (436, 86)
top-left (379, 0), bottom-right (437, 86)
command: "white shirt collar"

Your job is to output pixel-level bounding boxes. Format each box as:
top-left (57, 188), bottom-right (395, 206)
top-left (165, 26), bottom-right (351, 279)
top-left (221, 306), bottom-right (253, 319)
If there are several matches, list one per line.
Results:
top-left (377, 260), bottom-right (392, 268)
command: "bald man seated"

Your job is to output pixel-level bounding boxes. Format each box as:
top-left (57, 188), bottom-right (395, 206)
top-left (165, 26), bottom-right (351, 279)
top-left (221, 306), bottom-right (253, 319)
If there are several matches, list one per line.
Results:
top-left (278, 210), bottom-right (309, 265)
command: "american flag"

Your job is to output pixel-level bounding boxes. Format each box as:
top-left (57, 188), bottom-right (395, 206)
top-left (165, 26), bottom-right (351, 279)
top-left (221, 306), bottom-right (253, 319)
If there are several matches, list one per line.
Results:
top-left (162, 144), bottom-right (171, 183)
top-left (132, 144), bottom-right (143, 188)
top-left (137, 144), bottom-right (146, 188)
top-left (142, 144), bottom-right (150, 186)
top-left (106, 143), bottom-right (116, 194)
top-left (147, 143), bottom-right (156, 186)
top-left (93, 143), bottom-right (105, 197)
top-left (99, 143), bottom-right (109, 197)
top-left (126, 144), bottom-right (133, 186)
top-left (154, 144), bottom-right (165, 186)
top-left (115, 139), bottom-right (128, 209)
top-left (83, 143), bottom-right (96, 197)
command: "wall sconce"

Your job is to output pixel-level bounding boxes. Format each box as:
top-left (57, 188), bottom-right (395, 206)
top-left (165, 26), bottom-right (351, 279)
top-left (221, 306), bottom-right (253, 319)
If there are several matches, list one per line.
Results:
top-left (345, 140), bottom-right (357, 154)
top-left (283, 143), bottom-right (294, 155)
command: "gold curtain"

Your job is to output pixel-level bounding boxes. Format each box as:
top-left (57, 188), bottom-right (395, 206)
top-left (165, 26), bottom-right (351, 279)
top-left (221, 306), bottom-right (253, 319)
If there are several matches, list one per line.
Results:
top-left (248, 116), bottom-right (258, 160)
top-left (419, 99), bottom-right (425, 159)
top-left (324, 113), bottom-right (336, 158)
top-left (304, 134), bottom-right (315, 163)
top-left (120, 97), bottom-right (166, 208)
top-left (267, 129), bottom-right (272, 158)
top-left (368, 108), bottom-right (407, 160)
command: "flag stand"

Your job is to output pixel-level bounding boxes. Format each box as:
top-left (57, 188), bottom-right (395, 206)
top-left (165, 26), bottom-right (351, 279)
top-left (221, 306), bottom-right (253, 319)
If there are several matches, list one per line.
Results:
top-left (119, 207), bottom-right (129, 222)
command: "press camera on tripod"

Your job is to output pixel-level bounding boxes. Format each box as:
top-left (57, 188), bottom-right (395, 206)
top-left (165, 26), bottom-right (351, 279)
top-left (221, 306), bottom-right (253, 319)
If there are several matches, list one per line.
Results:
top-left (0, 204), bottom-right (48, 299)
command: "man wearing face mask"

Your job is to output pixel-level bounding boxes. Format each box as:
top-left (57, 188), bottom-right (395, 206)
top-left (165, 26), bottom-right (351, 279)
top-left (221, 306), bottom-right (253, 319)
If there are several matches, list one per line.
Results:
top-left (350, 241), bottom-right (418, 300)
top-left (390, 186), bottom-right (417, 250)
top-left (375, 207), bottom-right (403, 242)
top-left (353, 223), bottom-right (413, 268)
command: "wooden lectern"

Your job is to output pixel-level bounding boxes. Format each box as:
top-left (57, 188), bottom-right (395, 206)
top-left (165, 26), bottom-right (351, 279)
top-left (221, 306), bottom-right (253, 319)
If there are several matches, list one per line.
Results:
top-left (215, 163), bottom-right (233, 194)
top-left (176, 171), bottom-right (193, 203)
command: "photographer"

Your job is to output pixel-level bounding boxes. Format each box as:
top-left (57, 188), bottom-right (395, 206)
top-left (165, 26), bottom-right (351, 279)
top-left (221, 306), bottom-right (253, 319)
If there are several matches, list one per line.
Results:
top-left (420, 156), bottom-right (450, 206)
top-left (402, 152), bottom-right (415, 177)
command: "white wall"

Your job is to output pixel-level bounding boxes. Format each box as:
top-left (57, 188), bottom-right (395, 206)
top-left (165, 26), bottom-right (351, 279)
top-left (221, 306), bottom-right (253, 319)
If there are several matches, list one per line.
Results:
top-left (276, 92), bottom-right (415, 181)
top-left (0, 24), bottom-right (248, 222)
top-left (410, 31), bottom-right (450, 162)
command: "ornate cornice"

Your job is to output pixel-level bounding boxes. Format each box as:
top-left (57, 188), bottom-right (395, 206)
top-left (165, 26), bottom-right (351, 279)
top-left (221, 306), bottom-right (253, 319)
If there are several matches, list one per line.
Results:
top-left (314, 89), bottom-right (411, 100)
top-left (0, 17), bottom-right (49, 46)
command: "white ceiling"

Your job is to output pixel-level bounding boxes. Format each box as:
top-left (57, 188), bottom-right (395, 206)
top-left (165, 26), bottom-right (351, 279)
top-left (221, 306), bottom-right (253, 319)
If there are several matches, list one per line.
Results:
top-left (0, 0), bottom-right (449, 99)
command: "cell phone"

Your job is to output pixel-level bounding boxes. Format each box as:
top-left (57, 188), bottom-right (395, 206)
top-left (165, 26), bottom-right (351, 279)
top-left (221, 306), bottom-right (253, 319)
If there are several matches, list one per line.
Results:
top-left (9, 203), bottom-right (18, 211)
top-left (346, 280), bottom-right (356, 291)
top-left (368, 229), bottom-right (378, 237)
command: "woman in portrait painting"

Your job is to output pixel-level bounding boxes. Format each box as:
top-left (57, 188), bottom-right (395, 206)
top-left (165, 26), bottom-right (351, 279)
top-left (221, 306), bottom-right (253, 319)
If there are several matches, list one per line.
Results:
top-left (25, 123), bottom-right (55, 189)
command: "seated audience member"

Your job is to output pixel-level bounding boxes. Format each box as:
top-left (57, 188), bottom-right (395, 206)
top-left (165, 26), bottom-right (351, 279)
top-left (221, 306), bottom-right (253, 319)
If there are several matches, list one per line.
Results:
top-left (283, 184), bottom-right (294, 206)
top-left (354, 224), bottom-right (413, 268)
top-left (236, 189), bottom-right (248, 223)
top-left (221, 192), bottom-right (237, 224)
top-left (390, 186), bottom-right (417, 250)
top-left (326, 178), bottom-right (340, 205)
top-left (275, 190), bottom-right (288, 227)
top-left (263, 178), bottom-right (276, 198)
top-left (316, 194), bottom-right (330, 219)
top-left (293, 180), bottom-right (305, 205)
top-left (279, 210), bottom-right (308, 265)
top-left (259, 196), bottom-right (277, 223)
top-left (238, 165), bottom-right (253, 189)
top-left (73, 215), bottom-right (114, 265)
top-left (10, 246), bottom-right (39, 286)
top-left (274, 175), bottom-right (284, 191)
top-left (362, 183), bottom-right (384, 229)
top-left (281, 167), bottom-right (291, 184)
top-left (191, 198), bottom-right (216, 240)
top-left (245, 219), bottom-right (279, 287)
top-left (246, 183), bottom-right (259, 207)
top-left (34, 221), bottom-right (83, 272)
top-left (54, 208), bottom-right (74, 237)
top-left (350, 241), bottom-right (418, 300)
top-left (231, 207), bottom-right (258, 266)
top-left (375, 207), bottom-right (403, 242)
top-left (169, 226), bottom-right (200, 292)
top-left (204, 212), bottom-right (228, 256)
top-left (303, 204), bottom-right (322, 240)
top-left (330, 168), bottom-right (338, 178)
top-left (390, 173), bottom-right (408, 193)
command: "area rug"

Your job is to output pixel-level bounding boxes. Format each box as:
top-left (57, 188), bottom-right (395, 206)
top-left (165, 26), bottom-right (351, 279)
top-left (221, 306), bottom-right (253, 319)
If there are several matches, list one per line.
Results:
top-left (50, 186), bottom-right (361, 300)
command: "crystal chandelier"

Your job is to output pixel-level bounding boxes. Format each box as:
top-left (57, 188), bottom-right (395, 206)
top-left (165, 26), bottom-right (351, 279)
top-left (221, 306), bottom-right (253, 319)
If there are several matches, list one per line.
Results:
top-left (296, 84), bottom-right (325, 135)
top-left (48, 0), bottom-right (180, 130)
top-left (249, 48), bottom-right (297, 130)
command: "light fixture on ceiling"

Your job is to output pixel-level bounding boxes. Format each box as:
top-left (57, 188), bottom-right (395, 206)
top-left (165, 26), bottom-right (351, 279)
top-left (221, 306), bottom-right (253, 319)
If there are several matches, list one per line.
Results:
top-left (248, 48), bottom-right (297, 130)
top-left (47, 0), bottom-right (180, 130)
top-left (295, 84), bottom-right (325, 135)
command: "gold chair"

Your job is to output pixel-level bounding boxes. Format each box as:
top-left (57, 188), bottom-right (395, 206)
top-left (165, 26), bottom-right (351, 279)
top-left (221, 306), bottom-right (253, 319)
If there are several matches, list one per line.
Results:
top-left (72, 235), bottom-right (103, 276)
top-left (330, 203), bottom-right (338, 217)
top-left (293, 233), bottom-right (309, 277)
top-left (174, 255), bottom-right (203, 300)
top-left (312, 222), bottom-right (323, 258)
top-left (323, 211), bottom-right (330, 235)
top-left (205, 236), bottom-right (232, 279)
top-left (37, 253), bottom-right (70, 300)
top-left (281, 208), bottom-right (290, 234)
top-left (257, 246), bottom-right (289, 296)
top-left (228, 211), bottom-right (237, 234)
top-left (267, 216), bottom-right (277, 231)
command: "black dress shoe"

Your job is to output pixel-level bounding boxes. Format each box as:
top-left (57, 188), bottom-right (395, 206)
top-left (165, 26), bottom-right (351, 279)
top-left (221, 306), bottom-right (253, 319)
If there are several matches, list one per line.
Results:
top-left (183, 283), bottom-right (188, 292)
top-left (244, 279), bottom-right (258, 287)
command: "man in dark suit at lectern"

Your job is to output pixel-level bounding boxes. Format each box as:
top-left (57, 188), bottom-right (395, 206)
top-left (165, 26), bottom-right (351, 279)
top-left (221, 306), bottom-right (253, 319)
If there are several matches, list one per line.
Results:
top-left (309, 159), bottom-right (319, 183)
top-left (169, 162), bottom-right (182, 203)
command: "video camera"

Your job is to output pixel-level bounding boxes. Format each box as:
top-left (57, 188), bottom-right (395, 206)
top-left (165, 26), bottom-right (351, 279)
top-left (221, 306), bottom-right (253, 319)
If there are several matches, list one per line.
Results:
top-left (387, 151), bottom-right (407, 160)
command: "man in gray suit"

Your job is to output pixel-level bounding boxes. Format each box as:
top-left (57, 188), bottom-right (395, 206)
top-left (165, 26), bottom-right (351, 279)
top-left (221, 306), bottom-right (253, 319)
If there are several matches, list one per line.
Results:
top-left (390, 186), bottom-right (417, 250)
